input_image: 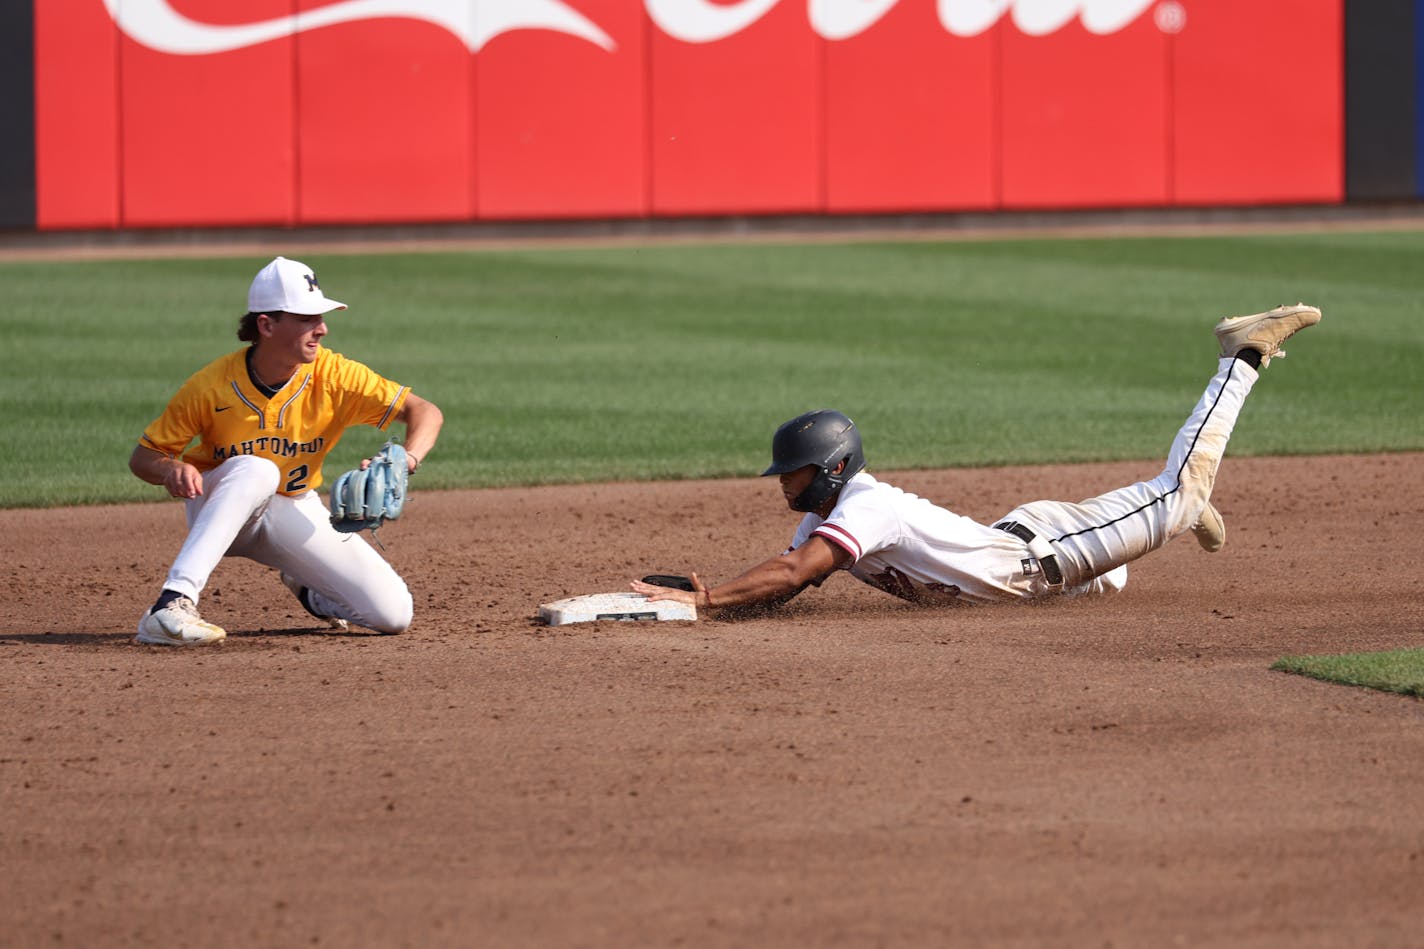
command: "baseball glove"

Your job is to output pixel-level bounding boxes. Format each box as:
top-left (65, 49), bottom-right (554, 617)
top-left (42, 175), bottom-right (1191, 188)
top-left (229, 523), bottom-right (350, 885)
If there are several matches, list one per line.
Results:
top-left (640, 574), bottom-right (696, 592)
top-left (329, 442), bottom-right (408, 534)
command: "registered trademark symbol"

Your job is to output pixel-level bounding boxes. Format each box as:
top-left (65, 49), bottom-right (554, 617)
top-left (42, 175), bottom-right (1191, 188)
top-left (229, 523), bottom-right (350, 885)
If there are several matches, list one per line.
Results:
top-left (1155, 1), bottom-right (1186, 33)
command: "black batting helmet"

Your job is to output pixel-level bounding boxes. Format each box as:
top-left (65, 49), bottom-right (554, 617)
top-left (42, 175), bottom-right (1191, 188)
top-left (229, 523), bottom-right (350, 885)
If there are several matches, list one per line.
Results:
top-left (761, 409), bottom-right (866, 512)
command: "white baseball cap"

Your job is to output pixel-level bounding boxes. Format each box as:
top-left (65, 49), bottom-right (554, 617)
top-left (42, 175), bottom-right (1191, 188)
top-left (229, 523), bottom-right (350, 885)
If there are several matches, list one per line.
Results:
top-left (247, 256), bottom-right (347, 316)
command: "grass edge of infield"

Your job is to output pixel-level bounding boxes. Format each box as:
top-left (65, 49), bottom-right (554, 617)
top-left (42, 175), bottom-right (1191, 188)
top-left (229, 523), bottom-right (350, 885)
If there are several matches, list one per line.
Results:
top-left (1270, 647), bottom-right (1424, 698)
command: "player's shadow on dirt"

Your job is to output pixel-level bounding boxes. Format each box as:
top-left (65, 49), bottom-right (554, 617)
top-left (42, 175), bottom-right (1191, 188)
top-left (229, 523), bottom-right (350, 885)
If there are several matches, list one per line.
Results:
top-left (0, 632), bottom-right (137, 646)
top-left (241, 626), bottom-right (395, 639)
top-left (0, 626), bottom-right (391, 646)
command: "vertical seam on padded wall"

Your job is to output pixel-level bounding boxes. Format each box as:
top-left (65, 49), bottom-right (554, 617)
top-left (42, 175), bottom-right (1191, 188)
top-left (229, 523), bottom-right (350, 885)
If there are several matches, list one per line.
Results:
top-left (642, 7), bottom-right (654, 216)
top-left (291, 0), bottom-right (302, 225)
top-left (1164, 10), bottom-right (1176, 204)
top-left (467, 0), bottom-right (478, 219)
top-left (817, 29), bottom-right (828, 212)
top-left (114, 8), bottom-right (126, 226)
top-left (991, 19), bottom-right (1003, 208)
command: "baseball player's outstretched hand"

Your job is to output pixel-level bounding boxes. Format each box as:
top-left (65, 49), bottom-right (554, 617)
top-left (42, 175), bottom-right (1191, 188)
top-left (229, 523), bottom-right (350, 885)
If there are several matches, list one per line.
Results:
top-left (631, 572), bottom-right (706, 607)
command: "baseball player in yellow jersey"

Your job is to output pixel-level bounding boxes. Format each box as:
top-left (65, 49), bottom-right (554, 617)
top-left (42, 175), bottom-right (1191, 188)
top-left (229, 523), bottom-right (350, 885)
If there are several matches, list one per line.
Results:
top-left (633, 304), bottom-right (1320, 614)
top-left (129, 256), bottom-right (444, 646)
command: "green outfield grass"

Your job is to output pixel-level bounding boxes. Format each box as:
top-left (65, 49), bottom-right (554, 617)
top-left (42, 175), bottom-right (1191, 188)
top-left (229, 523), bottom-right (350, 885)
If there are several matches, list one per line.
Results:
top-left (1273, 648), bottom-right (1424, 698)
top-left (2, 229), bottom-right (1421, 507)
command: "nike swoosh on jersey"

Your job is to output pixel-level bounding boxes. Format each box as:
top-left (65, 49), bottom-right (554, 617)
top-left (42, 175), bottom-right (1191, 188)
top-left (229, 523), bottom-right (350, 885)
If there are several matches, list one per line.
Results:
top-left (215, 406), bottom-right (231, 412)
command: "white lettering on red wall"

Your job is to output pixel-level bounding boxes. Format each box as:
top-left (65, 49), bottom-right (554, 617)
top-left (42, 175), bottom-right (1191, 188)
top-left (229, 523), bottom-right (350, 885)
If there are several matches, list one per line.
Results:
top-left (35, 0), bottom-right (1342, 230)
top-left (100, 0), bottom-right (617, 54)
top-left (105, 0), bottom-right (1165, 55)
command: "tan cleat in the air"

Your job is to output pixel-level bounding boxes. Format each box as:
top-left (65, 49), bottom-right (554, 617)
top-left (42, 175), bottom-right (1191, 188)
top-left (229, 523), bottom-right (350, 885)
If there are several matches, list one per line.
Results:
top-left (135, 596), bottom-right (227, 646)
top-left (1213, 303), bottom-right (1321, 367)
top-left (1190, 502), bottom-right (1225, 553)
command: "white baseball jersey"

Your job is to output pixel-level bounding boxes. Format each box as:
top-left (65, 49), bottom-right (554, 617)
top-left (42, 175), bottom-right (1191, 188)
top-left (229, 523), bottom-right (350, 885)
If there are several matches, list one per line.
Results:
top-left (789, 356), bottom-right (1259, 604)
top-left (790, 474), bottom-right (1057, 604)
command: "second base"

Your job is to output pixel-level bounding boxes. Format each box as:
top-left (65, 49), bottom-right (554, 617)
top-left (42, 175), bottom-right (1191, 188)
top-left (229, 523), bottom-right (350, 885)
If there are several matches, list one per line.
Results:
top-left (538, 592), bottom-right (697, 626)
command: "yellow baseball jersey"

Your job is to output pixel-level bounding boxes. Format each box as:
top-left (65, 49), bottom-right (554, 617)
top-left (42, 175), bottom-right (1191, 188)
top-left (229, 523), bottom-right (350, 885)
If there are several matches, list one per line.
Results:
top-left (140, 347), bottom-right (410, 495)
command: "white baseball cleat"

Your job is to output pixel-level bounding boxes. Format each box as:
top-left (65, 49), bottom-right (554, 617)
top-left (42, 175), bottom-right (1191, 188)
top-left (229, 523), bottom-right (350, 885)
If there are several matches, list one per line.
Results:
top-left (1190, 501), bottom-right (1225, 553)
top-left (135, 597), bottom-right (227, 646)
top-left (1213, 303), bottom-right (1321, 367)
top-left (280, 573), bottom-right (349, 630)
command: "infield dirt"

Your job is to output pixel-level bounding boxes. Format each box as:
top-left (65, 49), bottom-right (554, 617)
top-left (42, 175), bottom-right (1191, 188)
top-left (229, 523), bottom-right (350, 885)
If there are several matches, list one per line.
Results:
top-left (4, 453), bottom-right (1423, 947)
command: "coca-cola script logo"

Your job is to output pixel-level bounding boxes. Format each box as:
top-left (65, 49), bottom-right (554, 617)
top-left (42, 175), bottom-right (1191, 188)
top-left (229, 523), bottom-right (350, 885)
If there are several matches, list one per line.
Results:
top-left (101, 0), bottom-right (617, 53)
top-left (103, 0), bottom-right (1182, 55)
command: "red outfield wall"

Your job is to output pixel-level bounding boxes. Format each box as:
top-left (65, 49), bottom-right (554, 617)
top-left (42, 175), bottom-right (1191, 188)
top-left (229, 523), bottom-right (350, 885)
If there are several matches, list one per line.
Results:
top-left (33, 0), bottom-right (1343, 230)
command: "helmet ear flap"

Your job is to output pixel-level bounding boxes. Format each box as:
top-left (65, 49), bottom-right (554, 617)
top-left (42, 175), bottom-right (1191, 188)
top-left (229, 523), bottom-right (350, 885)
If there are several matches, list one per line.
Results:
top-left (765, 410), bottom-right (865, 512)
top-left (792, 464), bottom-right (841, 512)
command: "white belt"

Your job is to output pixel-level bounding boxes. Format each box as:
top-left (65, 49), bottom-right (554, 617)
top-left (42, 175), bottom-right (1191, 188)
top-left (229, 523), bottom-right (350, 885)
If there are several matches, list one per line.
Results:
top-left (993, 521), bottom-right (1065, 589)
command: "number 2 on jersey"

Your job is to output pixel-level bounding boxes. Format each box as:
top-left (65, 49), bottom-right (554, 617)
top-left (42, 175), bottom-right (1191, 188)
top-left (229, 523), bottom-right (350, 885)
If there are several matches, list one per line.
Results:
top-left (286, 464), bottom-right (309, 493)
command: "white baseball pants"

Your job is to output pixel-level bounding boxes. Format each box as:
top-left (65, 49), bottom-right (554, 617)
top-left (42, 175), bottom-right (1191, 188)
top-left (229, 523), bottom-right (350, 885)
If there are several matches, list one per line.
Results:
top-left (159, 455), bottom-right (413, 633)
top-left (1002, 356), bottom-right (1259, 591)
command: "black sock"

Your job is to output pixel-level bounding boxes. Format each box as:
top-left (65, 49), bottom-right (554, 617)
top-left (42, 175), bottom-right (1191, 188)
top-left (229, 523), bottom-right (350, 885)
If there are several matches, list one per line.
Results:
top-left (291, 584), bottom-right (324, 619)
top-left (1235, 349), bottom-right (1263, 370)
top-left (152, 588), bottom-right (184, 613)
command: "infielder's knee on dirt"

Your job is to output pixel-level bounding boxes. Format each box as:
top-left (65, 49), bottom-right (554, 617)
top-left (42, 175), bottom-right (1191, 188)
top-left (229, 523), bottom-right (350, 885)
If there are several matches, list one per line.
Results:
top-left (352, 584), bottom-right (414, 634)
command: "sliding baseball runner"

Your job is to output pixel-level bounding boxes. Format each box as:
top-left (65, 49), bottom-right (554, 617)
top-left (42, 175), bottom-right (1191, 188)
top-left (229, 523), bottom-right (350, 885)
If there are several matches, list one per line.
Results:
top-left (634, 304), bottom-right (1321, 613)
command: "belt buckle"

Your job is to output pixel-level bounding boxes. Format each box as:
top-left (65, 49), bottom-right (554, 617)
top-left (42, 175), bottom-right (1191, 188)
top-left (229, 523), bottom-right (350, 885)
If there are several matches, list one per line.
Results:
top-left (995, 521), bottom-right (1065, 588)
